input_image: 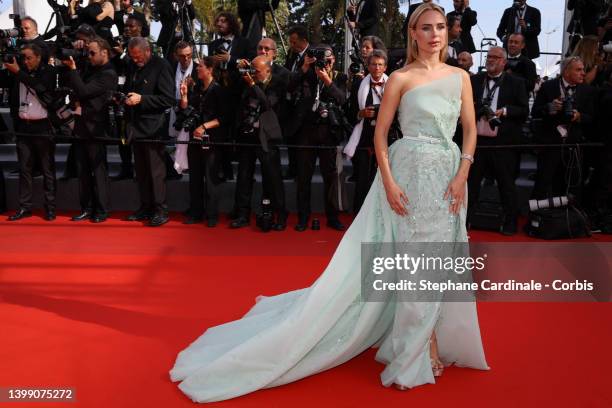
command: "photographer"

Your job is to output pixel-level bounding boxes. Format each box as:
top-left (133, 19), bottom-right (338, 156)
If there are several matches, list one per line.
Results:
top-left (345, 50), bottom-right (389, 213)
top-left (209, 12), bottom-right (255, 181)
top-left (505, 33), bottom-right (537, 93)
top-left (447, 14), bottom-right (468, 65)
top-left (294, 45), bottom-right (347, 232)
top-left (178, 56), bottom-right (229, 227)
top-left (467, 47), bottom-right (529, 236)
top-left (283, 25), bottom-right (311, 180)
top-left (69, 0), bottom-right (115, 43)
top-left (230, 56), bottom-right (287, 231)
top-left (447, 0), bottom-right (478, 54)
top-left (3, 44), bottom-right (57, 222)
top-left (108, 15), bottom-right (145, 181)
top-left (568, 0), bottom-right (605, 38)
top-left (20, 17), bottom-right (50, 64)
top-left (124, 37), bottom-right (175, 227)
top-left (347, 0), bottom-right (380, 38)
top-left (62, 37), bottom-right (117, 223)
top-left (496, 0), bottom-right (541, 60)
top-left (115, 0), bottom-right (149, 38)
top-left (156, 0), bottom-right (196, 59)
top-left (458, 51), bottom-right (474, 73)
top-left (531, 56), bottom-right (595, 201)
top-left (349, 35), bottom-right (386, 81)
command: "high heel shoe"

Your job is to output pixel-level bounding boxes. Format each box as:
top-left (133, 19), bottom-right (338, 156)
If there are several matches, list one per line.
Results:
top-left (431, 358), bottom-right (444, 377)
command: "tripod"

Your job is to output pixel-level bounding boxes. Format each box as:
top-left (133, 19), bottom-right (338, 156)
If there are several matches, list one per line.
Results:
top-left (244, 0), bottom-right (287, 57)
top-left (163, 0), bottom-right (197, 58)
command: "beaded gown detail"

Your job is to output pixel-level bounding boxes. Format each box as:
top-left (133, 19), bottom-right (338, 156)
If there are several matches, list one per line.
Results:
top-left (170, 73), bottom-right (489, 403)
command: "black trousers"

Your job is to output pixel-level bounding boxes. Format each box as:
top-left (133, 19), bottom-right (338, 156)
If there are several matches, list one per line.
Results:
top-left (0, 162), bottom-right (5, 211)
top-left (234, 142), bottom-right (286, 218)
top-left (352, 147), bottom-right (377, 214)
top-left (133, 141), bottom-right (167, 214)
top-left (467, 141), bottom-right (519, 219)
top-left (532, 146), bottom-right (583, 201)
top-left (296, 124), bottom-right (339, 220)
top-left (187, 144), bottom-right (222, 220)
top-left (117, 143), bottom-right (134, 173)
top-left (75, 141), bottom-right (110, 214)
top-left (16, 120), bottom-right (56, 211)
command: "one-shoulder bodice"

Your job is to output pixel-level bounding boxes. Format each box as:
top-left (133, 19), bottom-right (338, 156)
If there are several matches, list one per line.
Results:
top-left (397, 72), bottom-right (462, 145)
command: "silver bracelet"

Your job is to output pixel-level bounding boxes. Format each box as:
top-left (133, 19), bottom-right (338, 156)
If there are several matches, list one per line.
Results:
top-left (460, 153), bottom-right (474, 164)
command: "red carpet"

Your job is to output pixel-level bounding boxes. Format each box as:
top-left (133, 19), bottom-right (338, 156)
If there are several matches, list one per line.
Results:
top-left (1, 212), bottom-right (611, 407)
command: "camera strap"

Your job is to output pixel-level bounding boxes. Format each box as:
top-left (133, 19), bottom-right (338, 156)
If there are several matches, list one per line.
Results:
top-left (483, 74), bottom-right (503, 102)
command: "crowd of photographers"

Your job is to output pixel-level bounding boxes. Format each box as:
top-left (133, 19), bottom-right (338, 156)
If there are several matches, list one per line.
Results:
top-left (0, 0), bottom-right (610, 236)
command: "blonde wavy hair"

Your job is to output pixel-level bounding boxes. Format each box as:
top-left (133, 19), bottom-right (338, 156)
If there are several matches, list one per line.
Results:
top-left (406, 3), bottom-right (448, 65)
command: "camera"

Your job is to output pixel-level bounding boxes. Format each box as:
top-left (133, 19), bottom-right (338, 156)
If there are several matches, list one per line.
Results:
top-left (255, 199), bottom-right (274, 232)
top-left (306, 47), bottom-right (330, 69)
top-left (561, 94), bottom-right (575, 124)
top-left (348, 53), bottom-right (363, 75)
top-left (0, 14), bottom-right (23, 63)
top-left (59, 47), bottom-right (89, 59)
top-left (478, 97), bottom-right (502, 129)
top-left (111, 36), bottom-right (125, 48)
top-left (529, 195), bottom-right (573, 211)
top-left (317, 101), bottom-right (341, 128)
top-left (239, 67), bottom-right (256, 76)
top-left (173, 105), bottom-right (202, 133)
top-left (240, 98), bottom-right (261, 134)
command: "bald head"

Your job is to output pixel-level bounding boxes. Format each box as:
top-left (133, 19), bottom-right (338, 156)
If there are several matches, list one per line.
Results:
top-left (251, 55), bottom-right (272, 83)
top-left (457, 51), bottom-right (473, 72)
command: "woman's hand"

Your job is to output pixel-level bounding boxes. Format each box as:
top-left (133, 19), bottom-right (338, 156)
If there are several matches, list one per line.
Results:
top-left (444, 175), bottom-right (467, 215)
top-left (384, 180), bottom-right (409, 216)
top-left (179, 80), bottom-right (188, 98)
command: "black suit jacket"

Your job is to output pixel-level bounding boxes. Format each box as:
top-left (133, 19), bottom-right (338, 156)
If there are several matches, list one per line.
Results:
top-left (348, 0), bottom-right (379, 37)
top-left (496, 5), bottom-right (541, 59)
top-left (447, 7), bottom-right (477, 53)
top-left (125, 56), bottom-right (175, 140)
top-left (67, 62), bottom-right (118, 139)
top-left (531, 77), bottom-right (595, 144)
top-left (115, 9), bottom-right (150, 37)
top-left (471, 72), bottom-right (529, 144)
top-left (505, 54), bottom-right (537, 93)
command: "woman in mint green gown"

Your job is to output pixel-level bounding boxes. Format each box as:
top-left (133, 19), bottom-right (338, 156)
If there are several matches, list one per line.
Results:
top-left (170, 4), bottom-right (489, 402)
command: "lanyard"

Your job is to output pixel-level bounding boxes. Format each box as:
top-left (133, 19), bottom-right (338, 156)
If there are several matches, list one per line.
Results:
top-left (484, 74), bottom-right (503, 100)
top-left (370, 80), bottom-right (384, 101)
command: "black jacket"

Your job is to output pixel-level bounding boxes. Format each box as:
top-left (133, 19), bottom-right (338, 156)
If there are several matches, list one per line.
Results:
top-left (447, 7), bottom-right (477, 53)
top-left (471, 72), bottom-right (529, 145)
top-left (238, 73), bottom-right (286, 139)
top-left (184, 81), bottom-right (230, 142)
top-left (124, 55), bottom-right (175, 140)
top-left (505, 54), bottom-right (537, 93)
top-left (348, 0), bottom-right (379, 37)
top-left (67, 62), bottom-right (118, 139)
top-left (531, 77), bottom-right (595, 144)
top-left (497, 5), bottom-right (541, 59)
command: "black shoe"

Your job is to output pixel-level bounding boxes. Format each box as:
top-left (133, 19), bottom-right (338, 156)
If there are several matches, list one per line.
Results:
top-left (71, 210), bottom-right (92, 221)
top-left (282, 172), bottom-right (296, 181)
top-left (207, 218), bottom-right (218, 228)
top-left (110, 171), bottom-right (133, 181)
top-left (183, 216), bottom-right (203, 225)
top-left (295, 216), bottom-right (309, 232)
top-left (8, 208), bottom-right (32, 221)
top-left (501, 217), bottom-right (518, 236)
top-left (91, 213), bottom-right (108, 223)
top-left (148, 213), bottom-right (169, 227)
top-left (272, 213), bottom-right (288, 231)
top-left (44, 210), bottom-right (56, 221)
top-left (327, 218), bottom-right (346, 231)
top-left (230, 217), bottom-right (250, 229)
top-left (126, 209), bottom-right (151, 221)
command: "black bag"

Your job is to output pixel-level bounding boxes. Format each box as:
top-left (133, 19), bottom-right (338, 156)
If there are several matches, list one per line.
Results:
top-left (468, 200), bottom-right (504, 231)
top-left (526, 206), bottom-right (591, 239)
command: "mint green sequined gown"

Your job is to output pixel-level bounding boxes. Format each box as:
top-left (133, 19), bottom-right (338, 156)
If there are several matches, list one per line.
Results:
top-left (170, 73), bottom-right (489, 403)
